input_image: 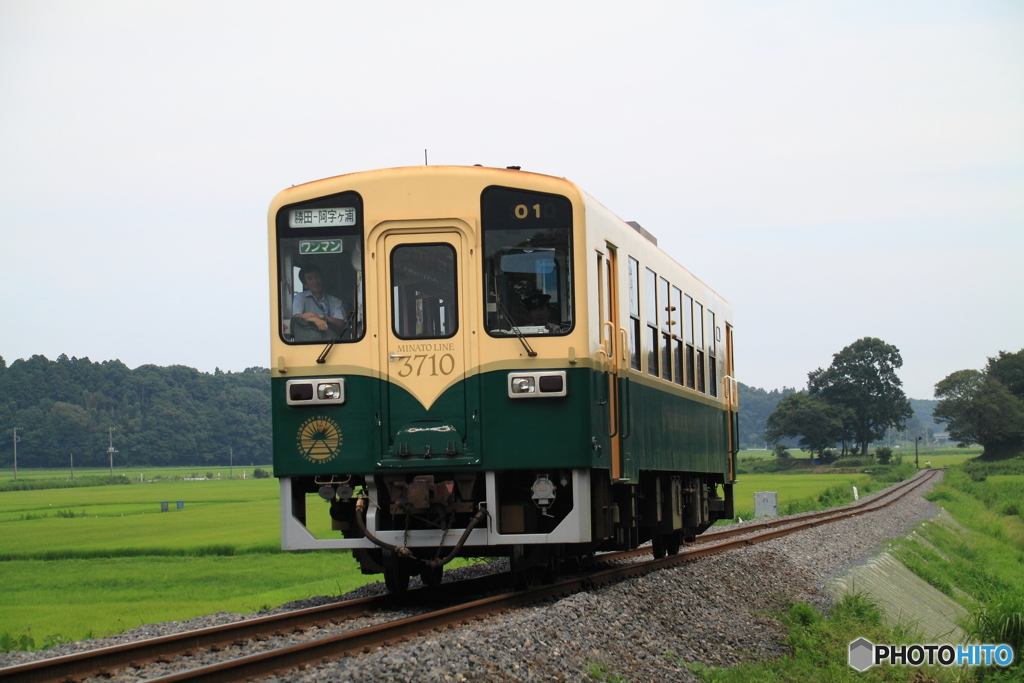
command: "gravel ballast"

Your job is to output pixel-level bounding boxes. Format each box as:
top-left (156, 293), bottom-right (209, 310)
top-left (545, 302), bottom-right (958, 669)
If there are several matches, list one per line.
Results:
top-left (0, 473), bottom-right (942, 682)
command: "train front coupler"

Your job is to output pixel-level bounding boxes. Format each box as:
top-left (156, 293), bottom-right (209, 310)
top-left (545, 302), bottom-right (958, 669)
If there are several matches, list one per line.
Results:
top-left (354, 493), bottom-right (489, 571)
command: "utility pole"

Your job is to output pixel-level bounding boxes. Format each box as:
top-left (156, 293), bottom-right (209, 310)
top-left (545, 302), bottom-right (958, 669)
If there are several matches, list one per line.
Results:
top-left (229, 446), bottom-right (233, 479)
top-left (70, 452), bottom-right (74, 481)
top-left (107, 427), bottom-right (118, 477)
top-left (915, 435), bottom-right (922, 470)
top-left (12, 428), bottom-right (21, 481)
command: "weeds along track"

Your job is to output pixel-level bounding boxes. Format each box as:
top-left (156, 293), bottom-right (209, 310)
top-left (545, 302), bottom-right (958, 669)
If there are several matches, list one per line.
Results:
top-left (0, 469), bottom-right (940, 683)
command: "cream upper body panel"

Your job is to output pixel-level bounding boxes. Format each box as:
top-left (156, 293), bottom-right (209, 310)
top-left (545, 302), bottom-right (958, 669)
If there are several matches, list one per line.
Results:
top-left (268, 165), bottom-right (732, 407)
top-left (268, 166), bottom-right (593, 381)
top-left (581, 191), bottom-right (734, 406)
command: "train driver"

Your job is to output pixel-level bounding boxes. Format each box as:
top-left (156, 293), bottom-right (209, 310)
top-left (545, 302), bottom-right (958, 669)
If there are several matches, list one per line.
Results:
top-left (292, 264), bottom-right (348, 334)
top-left (522, 291), bottom-right (564, 333)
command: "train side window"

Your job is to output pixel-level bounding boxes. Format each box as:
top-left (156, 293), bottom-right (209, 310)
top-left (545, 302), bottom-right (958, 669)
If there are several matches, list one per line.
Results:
top-left (708, 310), bottom-right (718, 397)
top-left (694, 300), bottom-right (706, 393)
top-left (481, 186), bottom-right (573, 337)
top-left (659, 277), bottom-right (671, 381)
top-left (391, 244), bottom-right (458, 339)
top-left (276, 191), bottom-right (365, 344)
top-left (628, 257), bottom-right (641, 370)
top-left (684, 294), bottom-right (696, 389)
top-left (671, 285), bottom-right (683, 385)
top-left (645, 268), bottom-right (658, 377)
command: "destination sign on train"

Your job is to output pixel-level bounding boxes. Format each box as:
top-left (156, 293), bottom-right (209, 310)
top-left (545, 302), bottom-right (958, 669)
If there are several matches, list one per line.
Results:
top-left (289, 207), bottom-right (357, 228)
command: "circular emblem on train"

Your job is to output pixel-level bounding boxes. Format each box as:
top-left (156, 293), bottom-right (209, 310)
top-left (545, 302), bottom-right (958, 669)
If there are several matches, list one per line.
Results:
top-left (296, 416), bottom-right (342, 464)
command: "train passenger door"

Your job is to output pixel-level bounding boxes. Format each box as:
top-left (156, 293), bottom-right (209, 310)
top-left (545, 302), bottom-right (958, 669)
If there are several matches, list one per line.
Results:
top-left (378, 231), bottom-right (470, 458)
top-left (600, 244), bottom-right (625, 480)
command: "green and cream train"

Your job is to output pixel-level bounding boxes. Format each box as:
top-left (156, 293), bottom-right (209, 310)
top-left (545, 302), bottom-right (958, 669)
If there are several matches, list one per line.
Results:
top-left (269, 165), bottom-right (738, 591)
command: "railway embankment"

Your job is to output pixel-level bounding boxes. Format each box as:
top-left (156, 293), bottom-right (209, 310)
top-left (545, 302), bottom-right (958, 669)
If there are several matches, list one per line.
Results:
top-left (824, 512), bottom-right (969, 644)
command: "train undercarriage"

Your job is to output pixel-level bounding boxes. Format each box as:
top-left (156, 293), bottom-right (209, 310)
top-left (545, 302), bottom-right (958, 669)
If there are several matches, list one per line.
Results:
top-left (282, 468), bottom-right (734, 592)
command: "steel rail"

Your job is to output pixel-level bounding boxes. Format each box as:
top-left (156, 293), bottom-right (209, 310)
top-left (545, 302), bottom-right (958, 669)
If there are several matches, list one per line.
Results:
top-left (0, 469), bottom-right (938, 683)
top-left (601, 467), bottom-right (938, 563)
top-left (0, 572), bottom-right (508, 683)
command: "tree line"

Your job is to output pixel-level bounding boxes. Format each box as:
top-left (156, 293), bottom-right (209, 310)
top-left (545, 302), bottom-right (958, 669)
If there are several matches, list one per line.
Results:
top-left (0, 354), bottom-right (270, 469)
top-left (761, 338), bottom-right (1024, 462)
top-left (5, 342), bottom-right (1018, 469)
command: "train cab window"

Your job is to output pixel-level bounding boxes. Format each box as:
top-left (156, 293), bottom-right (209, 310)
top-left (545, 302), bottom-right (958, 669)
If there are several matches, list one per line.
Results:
top-left (628, 257), bottom-right (641, 371)
top-left (391, 244), bottom-right (458, 339)
top-left (276, 192), bottom-right (365, 344)
top-left (481, 187), bottom-right (573, 336)
top-left (684, 294), bottom-right (696, 389)
top-left (645, 269), bottom-right (658, 377)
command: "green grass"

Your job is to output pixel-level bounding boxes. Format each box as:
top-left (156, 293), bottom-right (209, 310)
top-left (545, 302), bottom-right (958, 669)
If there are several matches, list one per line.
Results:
top-left (891, 462), bottom-right (1024, 602)
top-left (887, 458), bottom-right (1024, 681)
top-left (737, 447), bottom-right (981, 468)
top-left (729, 473), bottom-right (873, 521)
top-left (0, 469), bottom-right (491, 648)
top-left (0, 553), bottom-right (367, 646)
top-left (0, 466), bottom-right (269, 483)
top-left (699, 594), bottom-right (954, 683)
top-left (0, 478), bottom-right (285, 558)
top-left (0, 472), bottom-right (376, 646)
top-left (699, 456), bottom-right (1021, 682)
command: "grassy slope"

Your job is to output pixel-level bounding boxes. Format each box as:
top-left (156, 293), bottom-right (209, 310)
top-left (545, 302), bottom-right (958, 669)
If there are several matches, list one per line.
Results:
top-left (700, 457), bottom-right (1024, 683)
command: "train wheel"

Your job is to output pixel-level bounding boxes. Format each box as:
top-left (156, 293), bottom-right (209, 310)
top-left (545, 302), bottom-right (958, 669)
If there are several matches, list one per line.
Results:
top-left (420, 563), bottom-right (443, 588)
top-left (382, 549), bottom-right (410, 594)
top-left (652, 534), bottom-right (667, 560)
top-left (540, 553), bottom-right (562, 583)
top-left (510, 544), bottom-right (536, 591)
top-left (665, 532), bottom-right (680, 556)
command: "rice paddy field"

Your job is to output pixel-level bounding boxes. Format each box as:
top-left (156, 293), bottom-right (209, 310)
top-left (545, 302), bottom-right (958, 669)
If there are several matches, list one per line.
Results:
top-left (735, 446), bottom-right (982, 468)
top-left (0, 453), bottom-right (981, 649)
top-left (0, 470), bottom-right (360, 646)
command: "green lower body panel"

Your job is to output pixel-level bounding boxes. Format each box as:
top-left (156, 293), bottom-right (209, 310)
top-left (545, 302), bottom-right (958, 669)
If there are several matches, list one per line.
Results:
top-left (618, 378), bottom-right (731, 481)
top-left (272, 369), bottom-right (730, 480)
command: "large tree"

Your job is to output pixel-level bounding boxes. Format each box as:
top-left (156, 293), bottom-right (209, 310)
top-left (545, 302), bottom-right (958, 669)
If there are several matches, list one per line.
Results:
top-left (808, 337), bottom-right (913, 456)
top-left (765, 392), bottom-right (850, 460)
top-left (934, 350), bottom-right (1024, 460)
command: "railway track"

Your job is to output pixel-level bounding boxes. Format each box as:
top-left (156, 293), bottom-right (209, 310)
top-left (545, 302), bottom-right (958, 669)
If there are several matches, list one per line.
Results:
top-left (0, 468), bottom-right (940, 683)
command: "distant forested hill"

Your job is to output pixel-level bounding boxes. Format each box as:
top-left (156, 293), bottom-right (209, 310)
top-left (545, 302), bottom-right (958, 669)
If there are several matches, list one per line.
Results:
top-left (0, 354), bottom-right (943, 468)
top-left (736, 382), bottom-right (942, 449)
top-left (0, 355), bottom-right (269, 468)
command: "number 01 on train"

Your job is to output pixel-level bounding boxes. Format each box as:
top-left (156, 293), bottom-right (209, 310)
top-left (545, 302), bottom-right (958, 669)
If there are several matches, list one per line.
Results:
top-left (268, 165), bottom-right (738, 591)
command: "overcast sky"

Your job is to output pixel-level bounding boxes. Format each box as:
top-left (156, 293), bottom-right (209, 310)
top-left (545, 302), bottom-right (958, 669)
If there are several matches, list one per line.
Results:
top-left (1, 1), bottom-right (1021, 400)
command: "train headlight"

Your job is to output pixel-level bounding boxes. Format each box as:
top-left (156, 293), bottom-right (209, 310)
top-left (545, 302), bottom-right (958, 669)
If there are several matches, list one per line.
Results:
top-left (511, 377), bottom-right (535, 394)
top-left (507, 371), bottom-right (567, 399)
top-left (286, 378), bottom-right (346, 406)
top-left (318, 383), bottom-right (342, 400)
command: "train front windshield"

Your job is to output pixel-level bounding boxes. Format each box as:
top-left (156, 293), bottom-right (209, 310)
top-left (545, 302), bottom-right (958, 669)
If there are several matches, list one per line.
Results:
top-left (276, 192), bottom-right (365, 343)
top-left (481, 186), bottom-right (574, 336)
